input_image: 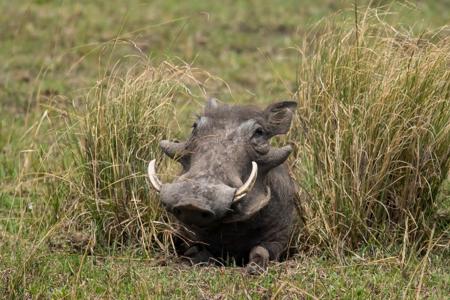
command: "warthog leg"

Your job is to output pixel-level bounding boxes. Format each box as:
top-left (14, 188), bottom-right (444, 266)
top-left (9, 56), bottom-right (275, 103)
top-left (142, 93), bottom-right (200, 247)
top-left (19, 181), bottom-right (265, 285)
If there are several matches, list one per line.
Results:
top-left (246, 245), bottom-right (270, 274)
top-left (181, 245), bottom-right (214, 265)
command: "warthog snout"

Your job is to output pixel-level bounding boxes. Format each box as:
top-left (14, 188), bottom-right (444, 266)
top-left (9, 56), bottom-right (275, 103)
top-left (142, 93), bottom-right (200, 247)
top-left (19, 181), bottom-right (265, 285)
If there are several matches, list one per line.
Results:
top-left (159, 180), bottom-right (236, 226)
top-left (148, 160), bottom-right (259, 226)
top-left (171, 204), bottom-right (215, 226)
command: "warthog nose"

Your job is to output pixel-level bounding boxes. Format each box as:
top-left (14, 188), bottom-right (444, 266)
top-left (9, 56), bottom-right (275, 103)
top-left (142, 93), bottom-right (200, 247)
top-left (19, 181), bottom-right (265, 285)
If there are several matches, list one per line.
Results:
top-left (172, 204), bottom-right (216, 226)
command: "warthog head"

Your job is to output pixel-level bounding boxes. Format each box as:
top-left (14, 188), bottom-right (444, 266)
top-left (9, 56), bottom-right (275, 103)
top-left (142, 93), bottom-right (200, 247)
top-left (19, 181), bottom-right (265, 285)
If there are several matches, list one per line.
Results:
top-left (148, 99), bottom-right (296, 228)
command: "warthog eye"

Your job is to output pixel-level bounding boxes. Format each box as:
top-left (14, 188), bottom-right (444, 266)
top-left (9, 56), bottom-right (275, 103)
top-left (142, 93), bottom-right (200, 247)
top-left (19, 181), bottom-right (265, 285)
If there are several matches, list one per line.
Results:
top-left (251, 125), bottom-right (266, 140)
top-left (251, 126), bottom-right (269, 154)
top-left (191, 121), bottom-right (199, 134)
top-left (253, 127), bottom-right (264, 138)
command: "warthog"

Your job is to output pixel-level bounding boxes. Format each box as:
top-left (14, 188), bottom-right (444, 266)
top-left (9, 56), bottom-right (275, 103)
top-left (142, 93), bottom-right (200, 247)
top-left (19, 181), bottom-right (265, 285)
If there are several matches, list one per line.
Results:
top-left (148, 98), bottom-right (297, 271)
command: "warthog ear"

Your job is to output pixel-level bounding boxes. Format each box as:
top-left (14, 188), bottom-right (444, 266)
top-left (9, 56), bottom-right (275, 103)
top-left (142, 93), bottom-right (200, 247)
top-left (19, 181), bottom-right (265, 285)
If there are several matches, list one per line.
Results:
top-left (160, 140), bottom-right (190, 169)
top-left (160, 140), bottom-right (187, 160)
top-left (256, 145), bottom-right (293, 170)
top-left (263, 101), bottom-right (297, 137)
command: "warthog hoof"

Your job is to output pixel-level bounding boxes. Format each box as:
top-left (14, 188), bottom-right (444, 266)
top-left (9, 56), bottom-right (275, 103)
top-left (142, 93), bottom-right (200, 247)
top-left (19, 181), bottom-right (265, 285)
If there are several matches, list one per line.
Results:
top-left (246, 245), bottom-right (269, 275)
top-left (181, 245), bottom-right (213, 265)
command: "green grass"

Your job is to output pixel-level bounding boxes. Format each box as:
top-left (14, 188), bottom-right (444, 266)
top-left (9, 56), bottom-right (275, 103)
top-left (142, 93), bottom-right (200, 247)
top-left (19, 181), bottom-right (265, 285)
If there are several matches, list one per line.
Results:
top-left (1, 1), bottom-right (450, 299)
top-left (2, 244), bottom-right (449, 299)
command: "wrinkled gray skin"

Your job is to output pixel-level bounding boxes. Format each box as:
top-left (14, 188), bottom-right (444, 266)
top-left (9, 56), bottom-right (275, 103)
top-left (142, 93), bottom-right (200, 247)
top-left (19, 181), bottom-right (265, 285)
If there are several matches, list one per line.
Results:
top-left (156, 98), bottom-right (297, 271)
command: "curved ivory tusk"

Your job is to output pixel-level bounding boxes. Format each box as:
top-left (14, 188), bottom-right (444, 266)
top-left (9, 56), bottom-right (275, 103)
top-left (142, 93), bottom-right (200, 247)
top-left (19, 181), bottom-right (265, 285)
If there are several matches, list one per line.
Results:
top-left (223, 186), bottom-right (271, 223)
top-left (233, 161), bottom-right (258, 202)
top-left (147, 159), bottom-right (162, 192)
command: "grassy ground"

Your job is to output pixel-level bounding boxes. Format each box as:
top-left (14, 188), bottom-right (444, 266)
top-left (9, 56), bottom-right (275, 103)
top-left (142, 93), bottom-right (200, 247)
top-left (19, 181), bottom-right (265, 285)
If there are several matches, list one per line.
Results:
top-left (1, 1), bottom-right (450, 299)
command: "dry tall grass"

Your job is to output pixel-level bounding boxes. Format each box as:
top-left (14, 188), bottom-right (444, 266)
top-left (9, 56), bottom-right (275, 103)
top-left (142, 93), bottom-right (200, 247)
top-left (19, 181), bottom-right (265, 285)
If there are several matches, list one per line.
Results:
top-left (52, 59), bottom-right (211, 255)
top-left (292, 11), bottom-right (450, 256)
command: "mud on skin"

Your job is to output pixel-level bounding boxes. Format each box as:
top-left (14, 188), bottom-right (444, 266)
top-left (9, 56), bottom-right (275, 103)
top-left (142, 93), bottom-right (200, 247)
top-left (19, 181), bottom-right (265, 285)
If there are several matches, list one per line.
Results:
top-left (148, 98), bottom-right (298, 272)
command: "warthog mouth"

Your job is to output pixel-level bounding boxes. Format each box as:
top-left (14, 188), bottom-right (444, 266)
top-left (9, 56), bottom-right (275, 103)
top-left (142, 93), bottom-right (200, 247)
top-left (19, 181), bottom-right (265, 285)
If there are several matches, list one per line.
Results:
top-left (147, 159), bottom-right (271, 223)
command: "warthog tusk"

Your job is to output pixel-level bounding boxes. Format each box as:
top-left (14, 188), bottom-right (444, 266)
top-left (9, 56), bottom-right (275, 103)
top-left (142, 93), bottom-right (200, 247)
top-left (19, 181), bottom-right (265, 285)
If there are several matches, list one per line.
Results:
top-left (223, 186), bottom-right (271, 223)
top-left (233, 161), bottom-right (258, 202)
top-left (147, 159), bottom-right (162, 192)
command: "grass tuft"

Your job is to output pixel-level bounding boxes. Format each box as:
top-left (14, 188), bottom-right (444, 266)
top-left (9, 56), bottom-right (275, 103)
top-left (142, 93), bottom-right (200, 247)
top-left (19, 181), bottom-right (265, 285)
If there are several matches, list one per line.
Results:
top-left (292, 10), bottom-right (450, 256)
top-left (50, 58), bottom-right (209, 254)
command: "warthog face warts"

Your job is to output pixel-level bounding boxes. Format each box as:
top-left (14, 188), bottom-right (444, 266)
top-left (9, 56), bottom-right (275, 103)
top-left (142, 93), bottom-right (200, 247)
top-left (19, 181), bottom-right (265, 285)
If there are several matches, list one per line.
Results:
top-left (148, 99), bottom-right (296, 227)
